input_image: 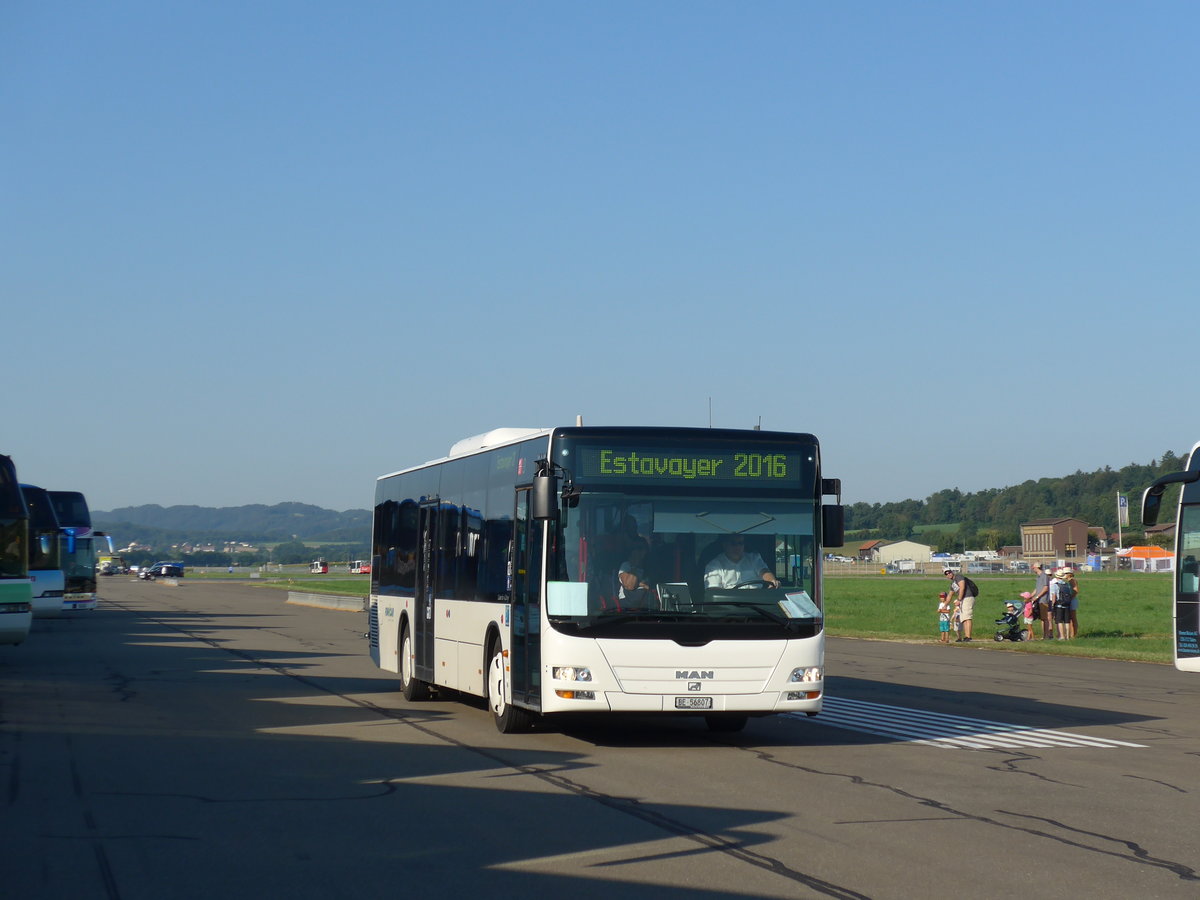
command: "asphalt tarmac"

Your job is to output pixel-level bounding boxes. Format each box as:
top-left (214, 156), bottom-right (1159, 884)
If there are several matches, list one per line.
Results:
top-left (2, 577), bottom-right (1198, 899)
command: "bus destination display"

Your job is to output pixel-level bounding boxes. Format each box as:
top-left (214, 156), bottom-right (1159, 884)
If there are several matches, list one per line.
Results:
top-left (574, 445), bottom-right (806, 488)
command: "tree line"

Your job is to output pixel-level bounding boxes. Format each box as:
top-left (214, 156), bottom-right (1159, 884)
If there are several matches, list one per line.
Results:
top-left (844, 450), bottom-right (1186, 551)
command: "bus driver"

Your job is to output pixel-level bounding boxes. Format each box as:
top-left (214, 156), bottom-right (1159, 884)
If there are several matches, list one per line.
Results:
top-left (704, 534), bottom-right (780, 589)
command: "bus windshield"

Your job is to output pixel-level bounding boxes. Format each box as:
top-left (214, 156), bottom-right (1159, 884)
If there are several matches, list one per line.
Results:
top-left (552, 491), bottom-right (819, 636)
top-left (61, 535), bottom-right (97, 595)
top-left (0, 458), bottom-right (27, 580)
top-left (22, 485), bottom-right (61, 571)
top-left (546, 430), bottom-right (821, 639)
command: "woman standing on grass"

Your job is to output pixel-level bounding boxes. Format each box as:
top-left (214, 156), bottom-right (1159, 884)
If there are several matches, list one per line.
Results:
top-left (1063, 569), bottom-right (1080, 637)
top-left (1050, 568), bottom-right (1073, 641)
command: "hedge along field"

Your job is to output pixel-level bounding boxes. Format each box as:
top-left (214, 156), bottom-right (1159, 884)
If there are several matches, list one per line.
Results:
top-left (823, 572), bottom-right (1175, 664)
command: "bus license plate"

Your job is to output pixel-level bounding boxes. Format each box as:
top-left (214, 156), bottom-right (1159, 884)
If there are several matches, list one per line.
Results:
top-left (675, 696), bottom-right (713, 710)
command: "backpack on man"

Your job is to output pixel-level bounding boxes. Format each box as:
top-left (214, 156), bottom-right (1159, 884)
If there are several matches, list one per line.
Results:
top-left (960, 576), bottom-right (979, 598)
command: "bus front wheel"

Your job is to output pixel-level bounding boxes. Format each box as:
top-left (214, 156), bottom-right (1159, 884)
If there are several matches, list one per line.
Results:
top-left (488, 639), bottom-right (532, 734)
top-left (399, 627), bottom-right (430, 702)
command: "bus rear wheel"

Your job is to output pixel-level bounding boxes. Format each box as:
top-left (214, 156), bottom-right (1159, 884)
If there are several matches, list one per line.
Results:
top-left (400, 626), bottom-right (430, 702)
top-left (488, 638), bottom-right (532, 734)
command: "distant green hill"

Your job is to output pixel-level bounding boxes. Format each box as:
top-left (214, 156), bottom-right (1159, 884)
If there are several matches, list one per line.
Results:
top-left (94, 502), bottom-right (370, 545)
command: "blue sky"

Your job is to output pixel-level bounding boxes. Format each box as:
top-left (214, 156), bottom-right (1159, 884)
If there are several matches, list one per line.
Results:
top-left (3, 2), bottom-right (1196, 513)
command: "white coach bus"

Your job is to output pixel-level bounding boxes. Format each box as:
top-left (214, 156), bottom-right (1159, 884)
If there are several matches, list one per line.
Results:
top-left (1142, 441), bottom-right (1200, 672)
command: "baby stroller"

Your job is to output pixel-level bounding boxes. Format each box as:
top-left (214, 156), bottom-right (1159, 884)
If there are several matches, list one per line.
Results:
top-left (993, 603), bottom-right (1025, 642)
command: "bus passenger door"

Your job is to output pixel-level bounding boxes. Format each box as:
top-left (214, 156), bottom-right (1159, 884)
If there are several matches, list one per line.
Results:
top-left (511, 489), bottom-right (542, 710)
top-left (414, 501), bottom-right (438, 683)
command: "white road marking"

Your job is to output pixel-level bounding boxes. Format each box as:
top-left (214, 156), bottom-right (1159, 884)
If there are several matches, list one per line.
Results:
top-left (790, 696), bottom-right (1146, 750)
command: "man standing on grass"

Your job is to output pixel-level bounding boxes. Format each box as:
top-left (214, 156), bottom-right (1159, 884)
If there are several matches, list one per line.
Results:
top-left (1030, 563), bottom-right (1054, 639)
top-left (945, 568), bottom-right (979, 641)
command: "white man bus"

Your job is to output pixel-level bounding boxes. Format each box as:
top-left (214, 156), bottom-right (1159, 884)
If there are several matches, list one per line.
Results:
top-left (368, 425), bottom-right (843, 733)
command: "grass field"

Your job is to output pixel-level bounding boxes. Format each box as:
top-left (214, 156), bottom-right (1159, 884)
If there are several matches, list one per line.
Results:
top-left (186, 567), bottom-right (371, 597)
top-left (259, 577), bottom-right (369, 595)
top-left (189, 567), bottom-right (1177, 666)
top-left (824, 572), bottom-right (1175, 664)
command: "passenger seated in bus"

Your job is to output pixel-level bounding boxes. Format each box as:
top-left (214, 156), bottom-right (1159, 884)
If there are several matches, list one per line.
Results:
top-left (617, 538), bottom-right (653, 609)
top-left (703, 534), bottom-right (781, 589)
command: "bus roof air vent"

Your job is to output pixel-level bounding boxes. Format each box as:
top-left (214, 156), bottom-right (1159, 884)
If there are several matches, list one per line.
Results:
top-left (448, 428), bottom-right (550, 458)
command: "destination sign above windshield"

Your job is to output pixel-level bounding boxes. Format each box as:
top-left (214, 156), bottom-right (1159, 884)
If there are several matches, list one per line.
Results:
top-left (574, 445), bottom-right (807, 488)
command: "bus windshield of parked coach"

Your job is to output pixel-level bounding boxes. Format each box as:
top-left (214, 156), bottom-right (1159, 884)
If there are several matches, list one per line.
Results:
top-left (548, 492), bottom-right (820, 630)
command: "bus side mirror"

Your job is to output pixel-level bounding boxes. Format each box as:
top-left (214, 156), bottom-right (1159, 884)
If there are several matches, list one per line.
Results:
top-left (532, 473), bottom-right (558, 520)
top-left (1142, 470), bottom-right (1200, 525)
top-left (822, 504), bottom-right (845, 548)
top-left (1142, 486), bottom-right (1165, 527)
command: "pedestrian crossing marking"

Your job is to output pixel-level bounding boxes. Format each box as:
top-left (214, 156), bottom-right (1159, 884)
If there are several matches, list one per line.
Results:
top-left (790, 696), bottom-right (1146, 750)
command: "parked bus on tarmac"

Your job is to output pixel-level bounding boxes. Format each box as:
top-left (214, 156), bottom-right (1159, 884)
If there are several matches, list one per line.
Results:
top-left (98, 555), bottom-right (127, 575)
top-left (369, 425), bottom-right (843, 733)
top-left (20, 484), bottom-right (65, 619)
top-left (0, 455), bottom-right (33, 645)
top-left (1142, 440), bottom-right (1200, 673)
top-left (49, 490), bottom-right (110, 611)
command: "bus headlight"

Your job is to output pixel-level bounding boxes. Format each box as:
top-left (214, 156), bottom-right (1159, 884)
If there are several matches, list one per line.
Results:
top-left (790, 666), bottom-right (823, 683)
top-left (552, 666), bottom-right (592, 682)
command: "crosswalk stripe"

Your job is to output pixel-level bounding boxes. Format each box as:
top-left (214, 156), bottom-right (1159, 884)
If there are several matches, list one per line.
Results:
top-left (788, 696), bottom-right (1146, 749)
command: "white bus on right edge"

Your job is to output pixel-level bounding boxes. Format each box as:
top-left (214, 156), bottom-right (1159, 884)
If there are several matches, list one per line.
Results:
top-left (1142, 440), bottom-right (1200, 673)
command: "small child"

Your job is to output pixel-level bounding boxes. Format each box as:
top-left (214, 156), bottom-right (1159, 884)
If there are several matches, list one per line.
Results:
top-left (937, 592), bottom-right (952, 643)
top-left (951, 596), bottom-right (963, 641)
top-left (1020, 591), bottom-right (1035, 641)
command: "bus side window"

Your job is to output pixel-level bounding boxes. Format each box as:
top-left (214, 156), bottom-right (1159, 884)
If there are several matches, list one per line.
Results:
top-left (1183, 556), bottom-right (1199, 594)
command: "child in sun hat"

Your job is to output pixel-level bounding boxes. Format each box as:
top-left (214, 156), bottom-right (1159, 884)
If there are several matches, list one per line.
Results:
top-left (1020, 591), bottom-right (1035, 641)
top-left (937, 592), bottom-right (952, 643)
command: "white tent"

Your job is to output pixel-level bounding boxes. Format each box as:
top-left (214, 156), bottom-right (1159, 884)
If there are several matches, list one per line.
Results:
top-left (1116, 546), bottom-right (1175, 573)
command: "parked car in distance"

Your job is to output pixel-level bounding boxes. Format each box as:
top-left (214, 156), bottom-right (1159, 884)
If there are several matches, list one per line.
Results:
top-left (139, 562), bottom-right (184, 580)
